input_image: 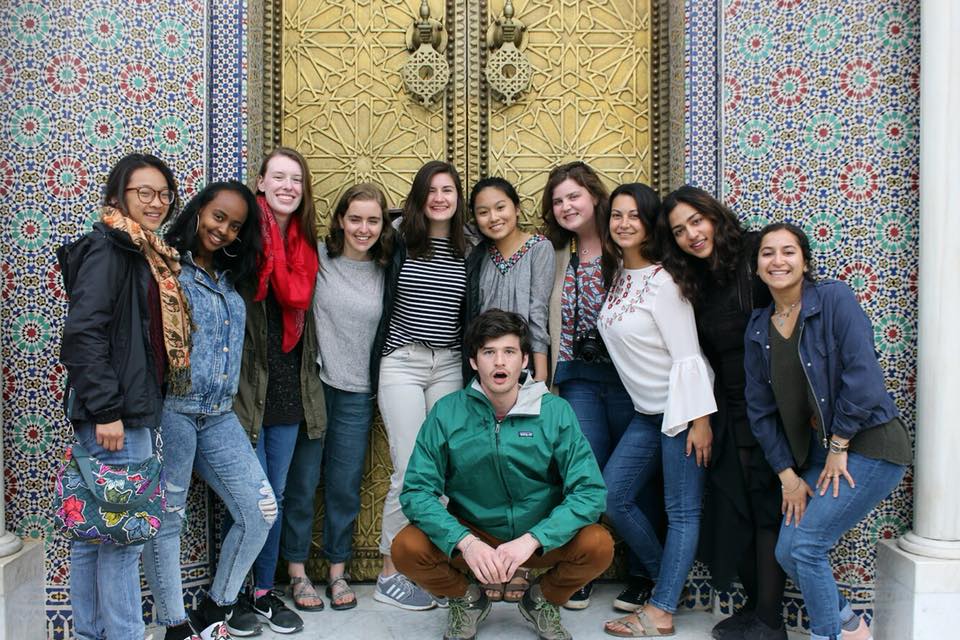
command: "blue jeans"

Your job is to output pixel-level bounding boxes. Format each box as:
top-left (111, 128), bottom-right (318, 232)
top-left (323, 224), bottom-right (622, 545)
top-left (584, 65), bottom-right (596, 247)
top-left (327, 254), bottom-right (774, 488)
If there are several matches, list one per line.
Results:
top-left (282, 383), bottom-right (374, 564)
top-left (70, 423), bottom-right (153, 640)
top-left (559, 378), bottom-right (652, 577)
top-left (142, 409), bottom-right (276, 625)
top-left (251, 422), bottom-right (301, 590)
top-left (603, 412), bottom-right (705, 613)
top-left (775, 443), bottom-right (906, 639)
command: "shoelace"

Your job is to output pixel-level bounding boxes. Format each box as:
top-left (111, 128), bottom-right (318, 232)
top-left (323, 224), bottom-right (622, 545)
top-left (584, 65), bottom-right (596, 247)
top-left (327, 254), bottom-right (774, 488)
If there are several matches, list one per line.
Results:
top-left (447, 598), bottom-right (468, 635)
top-left (535, 599), bottom-right (565, 636)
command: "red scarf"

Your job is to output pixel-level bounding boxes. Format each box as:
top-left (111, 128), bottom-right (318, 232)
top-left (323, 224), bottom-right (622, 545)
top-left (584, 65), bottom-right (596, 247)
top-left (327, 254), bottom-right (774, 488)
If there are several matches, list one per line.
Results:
top-left (255, 195), bottom-right (319, 352)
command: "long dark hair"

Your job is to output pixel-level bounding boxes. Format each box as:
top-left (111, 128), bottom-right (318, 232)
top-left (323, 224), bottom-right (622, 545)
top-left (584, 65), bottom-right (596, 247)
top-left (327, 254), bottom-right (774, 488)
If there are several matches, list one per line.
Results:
top-left (469, 176), bottom-right (521, 215)
top-left (103, 153), bottom-right (179, 217)
top-left (600, 183), bottom-right (662, 289)
top-left (401, 161), bottom-right (467, 259)
top-left (659, 185), bottom-right (745, 304)
top-left (165, 181), bottom-right (263, 288)
top-left (326, 183), bottom-right (395, 267)
top-left (755, 222), bottom-right (817, 282)
top-left (540, 161), bottom-right (609, 249)
top-left (255, 146), bottom-right (318, 246)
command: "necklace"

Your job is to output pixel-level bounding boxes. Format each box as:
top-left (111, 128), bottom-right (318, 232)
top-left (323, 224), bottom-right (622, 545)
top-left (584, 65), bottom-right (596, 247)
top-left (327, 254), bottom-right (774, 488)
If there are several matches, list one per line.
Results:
top-left (773, 300), bottom-right (800, 328)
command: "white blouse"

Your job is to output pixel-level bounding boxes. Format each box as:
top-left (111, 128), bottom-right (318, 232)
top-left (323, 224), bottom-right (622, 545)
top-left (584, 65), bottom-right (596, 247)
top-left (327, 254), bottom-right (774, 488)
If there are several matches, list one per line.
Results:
top-left (598, 264), bottom-right (716, 436)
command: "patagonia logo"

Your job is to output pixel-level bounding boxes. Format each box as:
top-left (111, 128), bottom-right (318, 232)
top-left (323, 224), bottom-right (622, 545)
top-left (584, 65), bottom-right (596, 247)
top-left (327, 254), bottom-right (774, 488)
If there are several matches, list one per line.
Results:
top-left (518, 431), bottom-right (534, 438)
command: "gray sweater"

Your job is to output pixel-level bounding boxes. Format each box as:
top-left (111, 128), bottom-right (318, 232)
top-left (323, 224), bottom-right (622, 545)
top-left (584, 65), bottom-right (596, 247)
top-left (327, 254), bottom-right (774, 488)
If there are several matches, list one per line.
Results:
top-left (312, 244), bottom-right (385, 393)
top-left (477, 235), bottom-right (555, 354)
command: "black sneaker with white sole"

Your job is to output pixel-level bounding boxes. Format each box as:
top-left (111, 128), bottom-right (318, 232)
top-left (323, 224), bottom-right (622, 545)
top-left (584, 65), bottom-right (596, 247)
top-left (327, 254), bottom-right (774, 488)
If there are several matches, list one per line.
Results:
top-left (613, 576), bottom-right (656, 612)
top-left (252, 590), bottom-right (304, 634)
top-left (561, 581), bottom-right (593, 610)
top-left (224, 596), bottom-right (262, 637)
top-left (194, 595), bottom-right (259, 639)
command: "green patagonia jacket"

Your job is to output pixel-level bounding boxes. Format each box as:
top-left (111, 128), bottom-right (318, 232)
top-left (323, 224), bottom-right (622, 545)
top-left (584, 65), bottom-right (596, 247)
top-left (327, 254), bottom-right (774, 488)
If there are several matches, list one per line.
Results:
top-left (400, 374), bottom-right (606, 557)
top-left (233, 295), bottom-right (327, 443)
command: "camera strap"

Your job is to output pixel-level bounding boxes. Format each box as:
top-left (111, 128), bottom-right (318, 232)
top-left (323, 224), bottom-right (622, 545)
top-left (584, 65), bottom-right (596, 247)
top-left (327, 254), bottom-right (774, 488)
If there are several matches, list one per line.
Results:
top-left (569, 240), bottom-right (583, 340)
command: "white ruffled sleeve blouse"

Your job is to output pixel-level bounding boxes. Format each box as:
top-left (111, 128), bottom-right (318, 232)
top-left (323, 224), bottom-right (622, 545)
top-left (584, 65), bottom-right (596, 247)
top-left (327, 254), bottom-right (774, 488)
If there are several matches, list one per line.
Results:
top-left (598, 264), bottom-right (716, 436)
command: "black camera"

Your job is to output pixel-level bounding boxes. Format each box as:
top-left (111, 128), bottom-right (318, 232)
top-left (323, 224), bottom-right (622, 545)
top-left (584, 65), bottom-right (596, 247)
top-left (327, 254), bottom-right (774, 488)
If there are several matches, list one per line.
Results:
top-left (572, 329), bottom-right (609, 363)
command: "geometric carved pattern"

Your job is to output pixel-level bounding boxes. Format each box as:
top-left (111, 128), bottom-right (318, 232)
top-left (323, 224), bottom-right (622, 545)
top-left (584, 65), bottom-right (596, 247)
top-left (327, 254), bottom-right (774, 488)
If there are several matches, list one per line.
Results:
top-left (486, 1), bottom-right (653, 226)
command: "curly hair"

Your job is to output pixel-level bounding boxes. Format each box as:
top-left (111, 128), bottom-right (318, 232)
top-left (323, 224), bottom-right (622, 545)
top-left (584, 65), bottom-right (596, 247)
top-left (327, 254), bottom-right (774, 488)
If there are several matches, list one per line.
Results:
top-left (326, 183), bottom-right (395, 268)
top-left (539, 161), bottom-right (609, 249)
top-left (165, 181), bottom-right (263, 289)
top-left (600, 183), bottom-right (662, 290)
top-left (658, 185), bottom-right (744, 304)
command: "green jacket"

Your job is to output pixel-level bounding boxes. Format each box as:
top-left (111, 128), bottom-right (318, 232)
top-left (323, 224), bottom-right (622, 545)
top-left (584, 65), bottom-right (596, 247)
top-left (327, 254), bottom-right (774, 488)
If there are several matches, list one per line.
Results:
top-left (233, 296), bottom-right (327, 443)
top-left (400, 375), bottom-right (606, 557)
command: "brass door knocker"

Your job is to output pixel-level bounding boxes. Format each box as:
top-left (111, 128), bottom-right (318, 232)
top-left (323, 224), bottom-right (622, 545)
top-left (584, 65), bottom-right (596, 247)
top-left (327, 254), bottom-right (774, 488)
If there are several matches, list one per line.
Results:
top-left (484, 0), bottom-right (532, 106)
top-left (402, 1), bottom-right (450, 108)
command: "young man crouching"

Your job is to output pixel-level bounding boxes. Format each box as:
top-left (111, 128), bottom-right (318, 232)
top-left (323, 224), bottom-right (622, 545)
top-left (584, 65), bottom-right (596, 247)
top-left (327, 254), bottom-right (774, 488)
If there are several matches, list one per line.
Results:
top-left (392, 309), bottom-right (613, 640)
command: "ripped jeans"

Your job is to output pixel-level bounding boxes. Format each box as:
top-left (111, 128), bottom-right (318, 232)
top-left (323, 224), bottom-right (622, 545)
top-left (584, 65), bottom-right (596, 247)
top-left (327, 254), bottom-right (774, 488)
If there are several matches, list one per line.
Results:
top-left (142, 408), bottom-right (277, 626)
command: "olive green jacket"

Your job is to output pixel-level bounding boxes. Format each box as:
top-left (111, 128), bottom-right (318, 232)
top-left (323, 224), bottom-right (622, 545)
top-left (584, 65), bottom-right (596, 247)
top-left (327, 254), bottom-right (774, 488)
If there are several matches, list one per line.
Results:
top-left (234, 297), bottom-right (327, 443)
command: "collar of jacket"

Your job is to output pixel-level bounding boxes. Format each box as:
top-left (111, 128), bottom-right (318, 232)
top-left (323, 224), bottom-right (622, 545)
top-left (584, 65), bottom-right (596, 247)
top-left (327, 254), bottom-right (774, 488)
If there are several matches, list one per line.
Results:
top-left (466, 372), bottom-right (549, 419)
top-left (748, 279), bottom-right (823, 345)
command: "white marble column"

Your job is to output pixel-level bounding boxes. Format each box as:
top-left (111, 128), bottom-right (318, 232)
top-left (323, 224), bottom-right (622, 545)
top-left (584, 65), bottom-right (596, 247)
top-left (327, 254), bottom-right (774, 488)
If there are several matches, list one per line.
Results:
top-left (874, 2), bottom-right (960, 637)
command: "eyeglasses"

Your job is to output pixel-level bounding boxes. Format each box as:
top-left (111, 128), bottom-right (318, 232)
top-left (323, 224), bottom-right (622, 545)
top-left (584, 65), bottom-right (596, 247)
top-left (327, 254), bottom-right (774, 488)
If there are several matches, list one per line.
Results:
top-left (126, 187), bottom-right (175, 205)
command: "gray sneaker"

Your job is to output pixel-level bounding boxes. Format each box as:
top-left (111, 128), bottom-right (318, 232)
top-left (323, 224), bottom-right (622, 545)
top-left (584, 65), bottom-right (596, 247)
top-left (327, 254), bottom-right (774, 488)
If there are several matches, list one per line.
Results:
top-left (519, 584), bottom-right (572, 640)
top-left (444, 584), bottom-right (491, 640)
top-left (374, 573), bottom-right (437, 611)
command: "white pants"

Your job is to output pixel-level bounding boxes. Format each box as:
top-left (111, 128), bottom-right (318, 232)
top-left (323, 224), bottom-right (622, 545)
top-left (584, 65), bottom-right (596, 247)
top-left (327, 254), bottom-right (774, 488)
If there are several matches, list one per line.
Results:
top-left (377, 343), bottom-right (462, 555)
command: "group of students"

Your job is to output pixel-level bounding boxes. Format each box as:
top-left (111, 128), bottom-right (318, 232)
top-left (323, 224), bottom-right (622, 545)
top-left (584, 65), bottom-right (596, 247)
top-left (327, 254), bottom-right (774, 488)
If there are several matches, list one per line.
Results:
top-left (59, 151), bottom-right (909, 640)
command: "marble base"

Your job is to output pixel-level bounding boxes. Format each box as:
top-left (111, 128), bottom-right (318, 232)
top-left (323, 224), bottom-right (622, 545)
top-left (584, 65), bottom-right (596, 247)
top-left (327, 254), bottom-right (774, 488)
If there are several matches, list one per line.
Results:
top-left (874, 538), bottom-right (960, 640)
top-left (0, 538), bottom-right (45, 640)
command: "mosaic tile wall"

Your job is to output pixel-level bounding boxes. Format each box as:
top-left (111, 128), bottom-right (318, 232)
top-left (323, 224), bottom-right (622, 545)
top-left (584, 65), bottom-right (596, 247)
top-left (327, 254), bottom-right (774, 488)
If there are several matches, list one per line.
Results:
top-left (0, 1), bottom-right (226, 637)
top-left (716, 0), bottom-right (920, 630)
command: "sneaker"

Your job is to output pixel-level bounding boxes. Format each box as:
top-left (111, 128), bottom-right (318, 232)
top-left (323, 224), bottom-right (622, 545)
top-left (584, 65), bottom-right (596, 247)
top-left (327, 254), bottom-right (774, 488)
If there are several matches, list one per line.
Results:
top-left (740, 616), bottom-right (788, 640)
top-left (841, 615), bottom-right (873, 640)
top-left (164, 620), bottom-right (203, 640)
top-left (434, 596), bottom-right (449, 608)
top-left (562, 580), bottom-right (593, 610)
top-left (374, 573), bottom-right (437, 611)
top-left (613, 576), bottom-right (655, 613)
top-left (196, 596), bottom-right (259, 639)
top-left (444, 584), bottom-right (491, 640)
top-left (252, 590), bottom-right (304, 634)
top-left (223, 597), bottom-right (261, 637)
top-left (712, 609), bottom-right (756, 639)
top-left (519, 584), bottom-right (572, 640)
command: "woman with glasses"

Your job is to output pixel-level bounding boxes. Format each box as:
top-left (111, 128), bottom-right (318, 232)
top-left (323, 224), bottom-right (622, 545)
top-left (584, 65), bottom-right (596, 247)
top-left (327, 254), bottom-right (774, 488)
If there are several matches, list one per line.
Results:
top-left (58, 153), bottom-right (187, 640)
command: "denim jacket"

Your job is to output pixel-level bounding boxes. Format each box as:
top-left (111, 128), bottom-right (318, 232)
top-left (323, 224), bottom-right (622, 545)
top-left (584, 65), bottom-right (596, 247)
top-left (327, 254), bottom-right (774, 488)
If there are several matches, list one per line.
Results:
top-left (164, 254), bottom-right (246, 415)
top-left (743, 279), bottom-right (899, 473)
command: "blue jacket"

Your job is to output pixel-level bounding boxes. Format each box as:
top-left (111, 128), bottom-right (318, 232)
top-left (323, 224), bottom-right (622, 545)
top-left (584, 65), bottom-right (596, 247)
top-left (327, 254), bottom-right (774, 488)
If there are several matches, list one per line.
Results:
top-left (743, 279), bottom-right (899, 473)
top-left (164, 254), bottom-right (246, 415)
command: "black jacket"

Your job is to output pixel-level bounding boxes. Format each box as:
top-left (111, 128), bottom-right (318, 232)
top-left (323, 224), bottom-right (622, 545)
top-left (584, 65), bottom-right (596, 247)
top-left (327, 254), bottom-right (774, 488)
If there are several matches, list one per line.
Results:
top-left (58, 223), bottom-right (163, 428)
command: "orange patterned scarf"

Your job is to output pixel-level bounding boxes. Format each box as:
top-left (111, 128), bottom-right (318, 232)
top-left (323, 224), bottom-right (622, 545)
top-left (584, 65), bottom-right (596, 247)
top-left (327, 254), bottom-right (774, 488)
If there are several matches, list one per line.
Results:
top-left (101, 207), bottom-right (192, 394)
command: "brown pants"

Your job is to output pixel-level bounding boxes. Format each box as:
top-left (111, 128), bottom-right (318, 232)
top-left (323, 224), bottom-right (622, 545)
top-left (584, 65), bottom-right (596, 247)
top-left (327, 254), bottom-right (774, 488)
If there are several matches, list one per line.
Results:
top-left (391, 522), bottom-right (614, 605)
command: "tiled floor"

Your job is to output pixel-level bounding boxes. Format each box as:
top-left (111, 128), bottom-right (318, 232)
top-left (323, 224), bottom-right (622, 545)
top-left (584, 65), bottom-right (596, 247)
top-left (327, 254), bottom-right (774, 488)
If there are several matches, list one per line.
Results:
top-left (150, 583), bottom-right (807, 639)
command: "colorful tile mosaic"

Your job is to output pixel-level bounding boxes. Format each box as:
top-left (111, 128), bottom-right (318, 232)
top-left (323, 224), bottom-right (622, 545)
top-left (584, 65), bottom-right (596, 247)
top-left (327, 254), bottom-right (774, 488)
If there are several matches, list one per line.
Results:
top-left (718, 0), bottom-right (919, 630)
top-left (685, 0), bottom-right (720, 193)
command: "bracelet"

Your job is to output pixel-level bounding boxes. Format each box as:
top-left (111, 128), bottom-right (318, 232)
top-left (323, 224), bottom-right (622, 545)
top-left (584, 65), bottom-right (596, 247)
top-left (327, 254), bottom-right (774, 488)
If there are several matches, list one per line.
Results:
top-left (781, 478), bottom-right (802, 493)
top-left (460, 535), bottom-right (477, 554)
top-left (829, 438), bottom-right (850, 454)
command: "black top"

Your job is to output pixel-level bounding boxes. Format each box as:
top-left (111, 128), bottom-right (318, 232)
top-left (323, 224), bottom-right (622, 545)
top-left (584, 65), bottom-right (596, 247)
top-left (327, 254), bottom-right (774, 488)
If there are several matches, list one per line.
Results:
top-left (768, 322), bottom-right (817, 468)
top-left (262, 289), bottom-right (305, 425)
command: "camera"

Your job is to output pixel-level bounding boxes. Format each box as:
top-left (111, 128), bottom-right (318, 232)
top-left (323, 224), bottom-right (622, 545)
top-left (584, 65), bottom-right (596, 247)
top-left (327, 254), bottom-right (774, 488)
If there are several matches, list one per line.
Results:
top-left (572, 329), bottom-right (609, 363)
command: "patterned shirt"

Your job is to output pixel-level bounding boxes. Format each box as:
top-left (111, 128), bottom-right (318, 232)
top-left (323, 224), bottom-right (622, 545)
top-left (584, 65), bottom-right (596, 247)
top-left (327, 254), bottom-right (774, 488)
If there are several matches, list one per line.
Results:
top-left (558, 256), bottom-right (605, 361)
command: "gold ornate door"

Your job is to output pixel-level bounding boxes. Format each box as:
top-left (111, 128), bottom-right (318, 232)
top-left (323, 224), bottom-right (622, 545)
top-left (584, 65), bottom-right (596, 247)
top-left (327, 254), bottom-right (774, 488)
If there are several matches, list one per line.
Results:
top-left (265, 0), bottom-right (671, 580)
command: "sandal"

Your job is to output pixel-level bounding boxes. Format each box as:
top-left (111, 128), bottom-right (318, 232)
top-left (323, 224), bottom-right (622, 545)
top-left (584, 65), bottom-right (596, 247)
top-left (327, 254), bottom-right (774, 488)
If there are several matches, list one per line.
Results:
top-left (603, 611), bottom-right (675, 637)
top-left (289, 576), bottom-right (325, 611)
top-left (503, 568), bottom-right (531, 603)
top-left (325, 575), bottom-right (357, 611)
top-left (480, 581), bottom-right (505, 602)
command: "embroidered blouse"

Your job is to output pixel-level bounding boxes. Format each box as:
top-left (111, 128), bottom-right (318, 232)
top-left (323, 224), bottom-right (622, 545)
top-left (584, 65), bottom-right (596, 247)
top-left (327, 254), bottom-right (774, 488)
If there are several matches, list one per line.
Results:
top-left (477, 234), bottom-right (555, 354)
top-left (598, 264), bottom-right (716, 436)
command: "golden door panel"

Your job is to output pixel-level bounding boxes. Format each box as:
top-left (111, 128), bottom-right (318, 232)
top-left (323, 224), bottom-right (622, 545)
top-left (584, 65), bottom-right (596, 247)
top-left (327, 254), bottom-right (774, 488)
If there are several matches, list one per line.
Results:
top-left (277, 0), bottom-right (655, 581)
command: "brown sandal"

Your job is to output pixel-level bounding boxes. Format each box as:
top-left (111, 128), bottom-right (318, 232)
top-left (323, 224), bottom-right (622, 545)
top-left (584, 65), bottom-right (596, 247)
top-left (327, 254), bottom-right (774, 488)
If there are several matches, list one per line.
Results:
top-left (603, 611), bottom-right (675, 637)
top-left (503, 568), bottom-right (531, 602)
top-left (480, 581), bottom-right (505, 602)
top-left (289, 576), bottom-right (325, 612)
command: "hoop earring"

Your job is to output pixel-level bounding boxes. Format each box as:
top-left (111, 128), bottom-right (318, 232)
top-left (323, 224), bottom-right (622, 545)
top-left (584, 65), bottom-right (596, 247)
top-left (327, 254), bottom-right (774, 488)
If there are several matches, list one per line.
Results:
top-left (221, 241), bottom-right (240, 258)
top-left (195, 216), bottom-right (200, 235)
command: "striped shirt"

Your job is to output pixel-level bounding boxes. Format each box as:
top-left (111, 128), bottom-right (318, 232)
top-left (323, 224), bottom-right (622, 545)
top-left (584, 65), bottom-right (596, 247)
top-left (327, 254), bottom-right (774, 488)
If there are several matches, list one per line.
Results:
top-left (382, 237), bottom-right (467, 354)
